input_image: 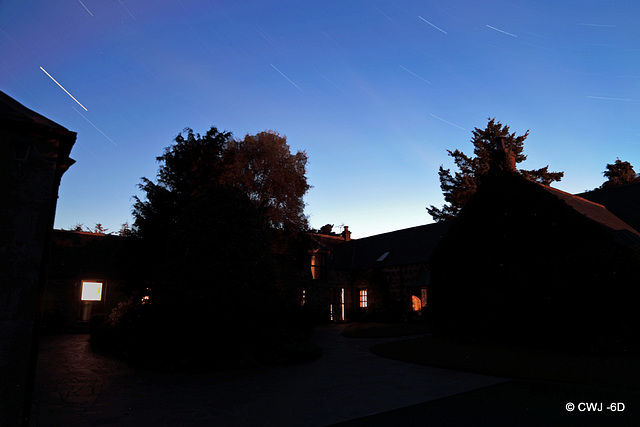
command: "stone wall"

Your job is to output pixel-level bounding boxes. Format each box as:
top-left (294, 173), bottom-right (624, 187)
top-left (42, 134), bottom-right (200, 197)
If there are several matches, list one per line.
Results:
top-left (0, 93), bottom-right (75, 426)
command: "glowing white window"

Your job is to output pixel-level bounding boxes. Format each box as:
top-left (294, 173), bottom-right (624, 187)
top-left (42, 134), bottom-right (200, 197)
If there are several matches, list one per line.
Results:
top-left (359, 289), bottom-right (368, 308)
top-left (81, 281), bottom-right (103, 301)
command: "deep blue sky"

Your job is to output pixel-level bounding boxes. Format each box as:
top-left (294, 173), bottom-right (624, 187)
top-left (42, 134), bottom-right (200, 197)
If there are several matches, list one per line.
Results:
top-left (2, 0), bottom-right (639, 238)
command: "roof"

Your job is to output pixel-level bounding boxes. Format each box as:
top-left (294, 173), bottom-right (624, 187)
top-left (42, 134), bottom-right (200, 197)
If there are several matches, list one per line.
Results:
top-left (49, 230), bottom-right (127, 278)
top-left (542, 185), bottom-right (640, 238)
top-left (0, 91), bottom-right (76, 173)
top-left (0, 91), bottom-right (70, 131)
top-left (329, 221), bottom-right (451, 270)
top-left (308, 233), bottom-right (348, 252)
top-left (576, 183), bottom-right (640, 233)
top-left (52, 229), bottom-right (120, 247)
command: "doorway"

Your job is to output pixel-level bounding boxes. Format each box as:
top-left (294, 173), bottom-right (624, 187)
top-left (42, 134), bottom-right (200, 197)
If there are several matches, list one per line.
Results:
top-left (330, 288), bottom-right (345, 321)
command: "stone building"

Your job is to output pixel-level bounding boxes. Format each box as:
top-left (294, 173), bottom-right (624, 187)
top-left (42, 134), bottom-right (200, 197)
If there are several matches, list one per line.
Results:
top-left (44, 230), bottom-right (132, 333)
top-left (315, 222), bottom-right (450, 322)
top-left (0, 92), bottom-right (76, 426)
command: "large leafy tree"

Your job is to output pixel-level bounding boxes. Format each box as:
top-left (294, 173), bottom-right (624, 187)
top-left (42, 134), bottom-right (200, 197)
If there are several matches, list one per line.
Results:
top-left (133, 127), bottom-right (310, 236)
top-left (111, 127), bottom-right (316, 369)
top-left (427, 119), bottom-right (564, 222)
top-left (223, 131), bottom-right (310, 231)
top-left (601, 159), bottom-right (639, 189)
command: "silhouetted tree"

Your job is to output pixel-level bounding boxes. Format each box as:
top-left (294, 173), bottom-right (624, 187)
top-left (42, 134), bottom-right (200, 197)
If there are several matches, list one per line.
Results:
top-left (69, 223), bottom-right (85, 232)
top-left (92, 223), bottom-right (108, 234)
top-left (319, 224), bottom-right (335, 235)
top-left (107, 126), bottom-right (318, 370)
top-left (427, 118), bottom-right (564, 221)
top-left (133, 127), bottom-right (310, 236)
top-left (117, 222), bottom-right (132, 236)
top-left (601, 159), bottom-right (639, 188)
top-left (133, 126), bottom-right (232, 240)
top-left (223, 131), bottom-right (310, 231)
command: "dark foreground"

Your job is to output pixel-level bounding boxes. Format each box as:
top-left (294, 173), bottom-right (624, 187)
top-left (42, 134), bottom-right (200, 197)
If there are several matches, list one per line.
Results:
top-left (332, 379), bottom-right (640, 426)
top-left (30, 325), bottom-right (502, 426)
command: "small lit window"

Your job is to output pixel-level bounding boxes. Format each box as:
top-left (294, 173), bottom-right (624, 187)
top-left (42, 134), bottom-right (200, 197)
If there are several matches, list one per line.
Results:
top-left (412, 295), bottom-right (421, 311)
top-left (359, 289), bottom-right (368, 308)
top-left (421, 287), bottom-right (428, 308)
top-left (81, 281), bottom-right (103, 301)
top-left (299, 288), bottom-right (306, 306)
top-left (311, 253), bottom-right (324, 280)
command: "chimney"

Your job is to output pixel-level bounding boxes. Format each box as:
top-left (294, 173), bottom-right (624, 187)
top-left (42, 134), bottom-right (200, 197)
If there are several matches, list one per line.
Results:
top-left (342, 226), bottom-right (351, 241)
top-left (491, 135), bottom-right (516, 174)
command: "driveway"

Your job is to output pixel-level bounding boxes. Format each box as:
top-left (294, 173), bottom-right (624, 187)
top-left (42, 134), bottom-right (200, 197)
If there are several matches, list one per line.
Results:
top-left (30, 325), bottom-right (505, 426)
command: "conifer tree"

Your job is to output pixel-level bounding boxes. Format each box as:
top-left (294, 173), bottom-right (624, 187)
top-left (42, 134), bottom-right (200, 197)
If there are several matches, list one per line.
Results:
top-left (427, 118), bottom-right (564, 221)
top-left (601, 159), bottom-right (639, 188)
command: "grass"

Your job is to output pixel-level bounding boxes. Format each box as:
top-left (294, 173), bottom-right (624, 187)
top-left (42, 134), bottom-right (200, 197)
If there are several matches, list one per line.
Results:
top-left (370, 335), bottom-right (640, 390)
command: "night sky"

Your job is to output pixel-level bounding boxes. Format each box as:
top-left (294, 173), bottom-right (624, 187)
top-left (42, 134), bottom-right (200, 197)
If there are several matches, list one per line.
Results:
top-left (2, 0), bottom-right (639, 238)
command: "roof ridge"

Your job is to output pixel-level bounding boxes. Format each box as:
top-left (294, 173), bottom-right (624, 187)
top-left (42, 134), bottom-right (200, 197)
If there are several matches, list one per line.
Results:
top-left (542, 184), bottom-right (609, 210)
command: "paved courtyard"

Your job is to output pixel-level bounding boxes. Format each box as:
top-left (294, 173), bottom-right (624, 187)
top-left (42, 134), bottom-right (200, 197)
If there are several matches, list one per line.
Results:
top-left (30, 325), bottom-right (505, 426)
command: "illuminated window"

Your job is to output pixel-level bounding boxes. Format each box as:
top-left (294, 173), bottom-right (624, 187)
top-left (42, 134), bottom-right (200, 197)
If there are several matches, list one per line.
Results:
top-left (421, 287), bottom-right (428, 308)
top-left (298, 288), bottom-right (306, 306)
top-left (310, 253), bottom-right (324, 280)
top-left (412, 295), bottom-right (421, 311)
top-left (359, 289), bottom-right (368, 308)
top-left (81, 281), bottom-right (103, 301)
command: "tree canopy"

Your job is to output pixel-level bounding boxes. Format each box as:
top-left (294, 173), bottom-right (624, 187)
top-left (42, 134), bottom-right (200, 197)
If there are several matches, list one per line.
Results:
top-left (223, 131), bottom-right (310, 231)
top-left (133, 127), bottom-right (310, 237)
top-left (102, 126), bottom-right (317, 370)
top-left (427, 118), bottom-right (564, 222)
top-left (601, 159), bottom-right (639, 189)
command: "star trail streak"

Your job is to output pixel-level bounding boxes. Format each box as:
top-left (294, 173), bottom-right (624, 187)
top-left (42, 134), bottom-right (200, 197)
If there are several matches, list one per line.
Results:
top-left (418, 16), bottom-right (447, 34)
top-left (430, 114), bottom-right (466, 130)
top-left (270, 64), bottom-right (303, 92)
top-left (486, 25), bottom-right (517, 37)
top-left (40, 66), bottom-right (88, 111)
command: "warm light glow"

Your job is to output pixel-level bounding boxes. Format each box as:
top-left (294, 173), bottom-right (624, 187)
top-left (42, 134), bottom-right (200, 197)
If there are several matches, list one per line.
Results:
top-left (412, 295), bottom-right (421, 311)
top-left (359, 289), bottom-right (368, 308)
top-left (81, 281), bottom-right (102, 301)
top-left (330, 287), bottom-right (345, 321)
top-left (310, 253), bottom-right (323, 279)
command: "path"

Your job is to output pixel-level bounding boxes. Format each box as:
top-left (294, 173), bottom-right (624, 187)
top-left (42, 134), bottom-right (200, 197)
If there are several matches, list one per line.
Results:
top-left (30, 325), bottom-right (505, 426)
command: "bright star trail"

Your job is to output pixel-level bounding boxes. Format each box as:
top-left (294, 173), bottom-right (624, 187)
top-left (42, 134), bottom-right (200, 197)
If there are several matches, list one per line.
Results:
top-left (39, 67), bottom-right (88, 111)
